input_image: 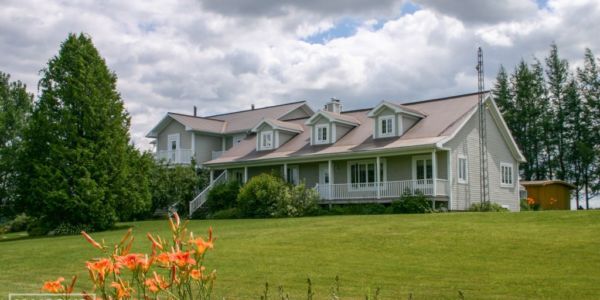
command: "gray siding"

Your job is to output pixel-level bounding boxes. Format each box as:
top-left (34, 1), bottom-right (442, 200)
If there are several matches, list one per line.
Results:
top-left (334, 124), bottom-right (352, 142)
top-left (280, 106), bottom-right (311, 120)
top-left (157, 120), bottom-right (191, 151)
top-left (446, 108), bottom-right (519, 211)
top-left (277, 130), bottom-right (296, 147)
top-left (194, 133), bottom-right (222, 164)
top-left (402, 115), bottom-right (419, 134)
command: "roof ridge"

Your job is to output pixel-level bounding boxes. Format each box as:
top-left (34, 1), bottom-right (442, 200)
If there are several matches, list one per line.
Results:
top-left (402, 91), bottom-right (491, 106)
top-left (207, 100), bottom-right (307, 118)
top-left (168, 112), bottom-right (225, 122)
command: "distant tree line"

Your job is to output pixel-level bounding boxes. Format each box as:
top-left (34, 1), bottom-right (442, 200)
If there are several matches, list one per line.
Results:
top-left (493, 44), bottom-right (599, 209)
top-left (0, 33), bottom-right (206, 234)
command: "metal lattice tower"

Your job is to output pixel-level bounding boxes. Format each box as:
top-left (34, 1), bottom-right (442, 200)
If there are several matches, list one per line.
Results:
top-left (476, 47), bottom-right (489, 204)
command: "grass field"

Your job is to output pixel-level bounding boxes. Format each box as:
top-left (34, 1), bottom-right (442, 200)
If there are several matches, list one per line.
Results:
top-left (1, 211), bottom-right (600, 299)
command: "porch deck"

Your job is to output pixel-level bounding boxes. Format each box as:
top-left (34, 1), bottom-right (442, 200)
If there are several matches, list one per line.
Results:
top-left (315, 179), bottom-right (449, 203)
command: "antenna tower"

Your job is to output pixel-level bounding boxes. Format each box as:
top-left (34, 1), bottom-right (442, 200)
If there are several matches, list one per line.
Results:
top-left (477, 47), bottom-right (489, 205)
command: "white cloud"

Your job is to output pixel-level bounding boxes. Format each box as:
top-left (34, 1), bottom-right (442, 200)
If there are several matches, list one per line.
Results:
top-left (0, 0), bottom-right (599, 150)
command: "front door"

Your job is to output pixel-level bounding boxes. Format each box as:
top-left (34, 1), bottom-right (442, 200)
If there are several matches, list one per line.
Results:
top-left (167, 134), bottom-right (180, 162)
top-left (287, 165), bottom-right (300, 185)
top-left (319, 163), bottom-right (330, 185)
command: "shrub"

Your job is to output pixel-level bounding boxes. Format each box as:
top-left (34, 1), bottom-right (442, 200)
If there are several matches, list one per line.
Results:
top-left (469, 202), bottom-right (508, 212)
top-left (211, 207), bottom-right (241, 219)
top-left (205, 181), bottom-right (240, 213)
top-left (391, 191), bottom-right (433, 214)
top-left (237, 173), bottom-right (289, 218)
top-left (1, 213), bottom-right (32, 233)
top-left (282, 181), bottom-right (320, 217)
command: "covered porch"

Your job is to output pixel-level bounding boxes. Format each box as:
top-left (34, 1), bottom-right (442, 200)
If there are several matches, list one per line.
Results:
top-left (220, 149), bottom-right (450, 204)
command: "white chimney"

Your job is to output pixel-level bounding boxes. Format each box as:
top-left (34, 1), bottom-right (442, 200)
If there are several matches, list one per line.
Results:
top-left (324, 98), bottom-right (342, 114)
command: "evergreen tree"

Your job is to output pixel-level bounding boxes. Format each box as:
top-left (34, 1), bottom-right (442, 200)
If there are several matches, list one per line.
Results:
top-left (17, 33), bottom-right (132, 232)
top-left (563, 77), bottom-right (586, 208)
top-left (545, 43), bottom-right (570, 180)
top-left (493, 65), bottom-right (511, 114)
top-left (0, 72), bottom-right (33, 218)
top-left (530, 60), bottom-right (551, 180)
top-left (576, 48), bottom-right (600, 208)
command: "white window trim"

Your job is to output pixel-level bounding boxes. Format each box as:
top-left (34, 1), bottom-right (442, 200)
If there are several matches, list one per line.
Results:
top-left (315, 124), bottom-right (329, 144)
top-left (260, 130), bottom-right (273, 150)
top-left (457, 154), bottom-right (468, 184)
top-left (411, 154), bottom-right (433, 181)
top-left (500, 162), bottom-right (514, 187)
top-left (346, 159), bottom-right (387, 191)
top-left (378, 115), bottom-right (395, 137)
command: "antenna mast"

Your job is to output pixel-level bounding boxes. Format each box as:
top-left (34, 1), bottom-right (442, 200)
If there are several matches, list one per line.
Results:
top-left (477, 47), bottom-right (489, 205)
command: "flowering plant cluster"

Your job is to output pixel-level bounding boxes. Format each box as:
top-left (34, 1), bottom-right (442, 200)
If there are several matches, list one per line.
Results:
top-left (42, 213), bottom-right (216, 299)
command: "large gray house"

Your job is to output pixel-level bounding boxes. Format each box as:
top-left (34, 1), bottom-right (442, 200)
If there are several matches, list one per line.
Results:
top-left (146, 92), bottom-right (526, 214)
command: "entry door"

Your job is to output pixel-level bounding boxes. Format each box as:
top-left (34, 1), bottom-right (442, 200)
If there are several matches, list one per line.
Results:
top-left (167, 134), bottom-right (180, 162)
top-left (319, 163), bottom-right (330, 185)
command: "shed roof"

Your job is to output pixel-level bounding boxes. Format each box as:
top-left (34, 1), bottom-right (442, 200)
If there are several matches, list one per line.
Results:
top-left (521, 180), bottom-right (576, 189)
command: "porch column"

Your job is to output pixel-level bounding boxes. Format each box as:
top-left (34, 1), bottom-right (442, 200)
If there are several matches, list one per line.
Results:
top-left (376, 156), bottom-right (381, 199)
top-left (209, 169), bottom-right (214, 185)
top-left (432, 150), bottom-right (437, 207)
top-left (221, 136), bottom-right (226, 151)
top-left (328, 160), bottom-right (333, 200)
top-left (243, 166), bottom-right (248, 183)
top-left (283, 163), bottom-right (288, 182)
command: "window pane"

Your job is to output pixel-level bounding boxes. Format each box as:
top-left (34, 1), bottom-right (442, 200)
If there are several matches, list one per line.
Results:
top-left (426, 159), bottom-right (432, 179)
top-left (417, 160), bottom-right (424, 180)
top-left (367, 163), bottom-right (375, 183)
top-left (380, 163), bottom-right (384, 182)
top-left (351, 164), bottom-right (357, 184)
top-left (359, 164), bottom-right (366, 183)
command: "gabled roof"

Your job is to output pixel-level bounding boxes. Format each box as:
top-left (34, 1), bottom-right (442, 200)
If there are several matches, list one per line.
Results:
top-left (251, 118), bottom-right (304, 133)
top-left (209, 101), bottom-right (311, 134)
top-left (146, 113), bottom-right (225, 138)
top-left (146, 101), bottom-right (311, 138)
top-left (305, 110), bottom-right (361, 126)
top-left (206, 92), bottom-right (501, 166)
top-left (367, 101), bottom-right (426, 118)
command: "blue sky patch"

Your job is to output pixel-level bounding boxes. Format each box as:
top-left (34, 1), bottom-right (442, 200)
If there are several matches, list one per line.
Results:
top-left (303, 18), bottom-right (361, 44)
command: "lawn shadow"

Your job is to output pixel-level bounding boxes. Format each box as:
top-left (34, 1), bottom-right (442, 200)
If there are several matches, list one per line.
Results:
top-left (0, 224), bottom-right (134, 243)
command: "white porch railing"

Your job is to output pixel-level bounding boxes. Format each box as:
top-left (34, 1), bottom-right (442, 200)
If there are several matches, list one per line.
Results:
top-left (211, 150), bottom-right (223, 160)
top-left (189, 171), bottom-right (228, 216)
top-left (315, 179), bottom-right (448, 201)
top-left (156, 149), bottom-right (193, 164)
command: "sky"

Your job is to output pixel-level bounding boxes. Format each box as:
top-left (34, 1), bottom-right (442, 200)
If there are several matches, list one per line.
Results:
top-left (1, 0), bottom-right (600, 152)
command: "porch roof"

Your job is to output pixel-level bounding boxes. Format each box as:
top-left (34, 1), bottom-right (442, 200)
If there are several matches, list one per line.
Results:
top-left (205, 92), bottom-right (482, 167)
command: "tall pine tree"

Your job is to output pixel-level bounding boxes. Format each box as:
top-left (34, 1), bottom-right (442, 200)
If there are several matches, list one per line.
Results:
top-left (0, 72), bottom-right (33, 218)
top-left (18, 33), bottom-right (132, 232)
top-left (545, 43), bottom-right (569, 180)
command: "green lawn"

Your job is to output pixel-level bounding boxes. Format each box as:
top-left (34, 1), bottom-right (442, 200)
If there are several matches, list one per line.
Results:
top-left (1, 211), bottom-right (600, 299)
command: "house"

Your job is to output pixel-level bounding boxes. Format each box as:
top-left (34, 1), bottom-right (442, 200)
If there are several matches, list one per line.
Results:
top-left (521, 180), bottom-right (575, 210)
top-left (146, 92), bottom-right (526, 214)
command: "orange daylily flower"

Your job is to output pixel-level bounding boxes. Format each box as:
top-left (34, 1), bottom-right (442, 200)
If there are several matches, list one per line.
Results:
top-left (190, 266), bottom-right (205, 280)
top-left (81, 231), bottom-right (103, 250)
top-left (190, 227), bottom-right (215, 255)
top-left (111, 279), bottom-right (132, 299)
top-left (86, 258), bottom-right (114, 283)
top-left (527, 197), bottom-right (536, 205)
top-left (115, 253), bottom-right (143, 271)
top-left (145, 271), bottom-right (169, 293)
top-left (42, 277), bottom-right (65, 293)
top-left (170, 250), bottom-right (196, 267)
top-left (156, 252), bottom-right (171, 266)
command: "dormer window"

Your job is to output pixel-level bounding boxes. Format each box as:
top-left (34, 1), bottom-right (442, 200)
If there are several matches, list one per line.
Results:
top-left (316, 124), bottom-right (328, 144)
top-left (261, 131), bottom-right (273, 150)
top-left (379, 115), bottom-right (395, 137)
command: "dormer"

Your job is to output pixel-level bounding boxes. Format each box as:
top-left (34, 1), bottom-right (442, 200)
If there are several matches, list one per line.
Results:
top-left (367, 101), bottom-right (426, 139)
top-left (251, 118), bottom-right (303, 151)
top-left (305, 99), bottom-right (360, 145)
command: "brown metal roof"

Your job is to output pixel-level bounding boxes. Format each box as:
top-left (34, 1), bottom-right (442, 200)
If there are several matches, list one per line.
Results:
top-left (168, 113), bottom-right (225, 134)
top-left (206, 92), bottom-right (482, 166)
top-left (209, 101), bottom-right (309, 133)
top-left (521, 180), bottom-right (576, 189)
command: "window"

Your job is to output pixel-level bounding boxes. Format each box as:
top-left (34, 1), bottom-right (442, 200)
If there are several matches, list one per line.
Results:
top-left (458, 155), bottom-right (468, 184)
top-left (260, 131), bottom-right (273, 150)
top-left (234, 170), bottom-right (243, 183)
top-left (378, 115), bottom-right (395, 137)
top-left (500, 162), bottom-right (514, 187)
top-left (413, 156), bottom-right (433, 182)
top-left (316, 124), bottom-right (328, 144)
top-left (287, 166), bottom-right (299, 185)
top-left (348, 160), bottom-right (386, 189)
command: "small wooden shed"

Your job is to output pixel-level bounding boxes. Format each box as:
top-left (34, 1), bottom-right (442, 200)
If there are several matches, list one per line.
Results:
top-left (520, 180), bottom-right (575, 210)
